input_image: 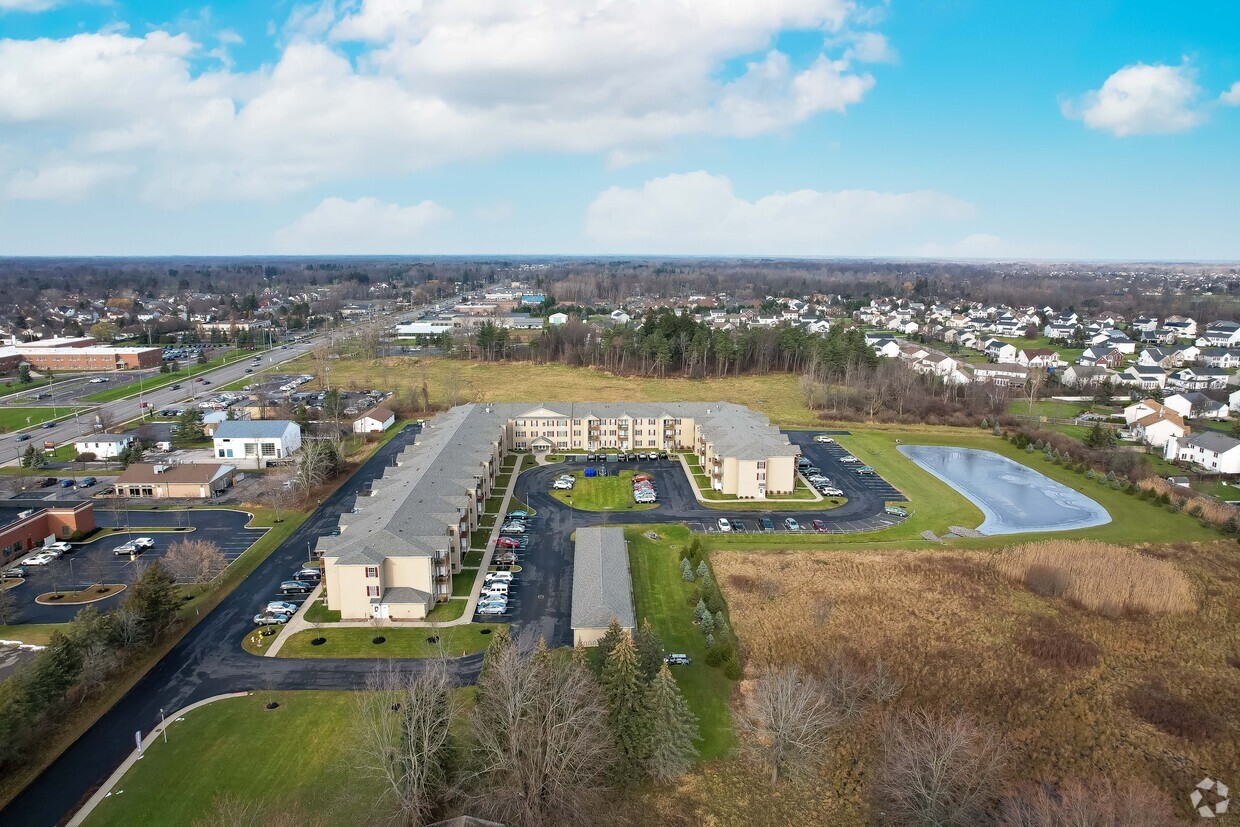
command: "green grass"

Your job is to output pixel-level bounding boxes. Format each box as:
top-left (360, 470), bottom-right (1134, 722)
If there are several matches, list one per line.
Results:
top-left (452, 569), bottom-right (476, 596)
top-left (0, 623), bottom-right (70, 645)
top-left (624, 525), bottom-right (734, 759)
top-left (78, 353), bottom-right (250, 404)
top-left (276, 623), bottom-right (502, 657)
top-left (303, 599), bottom-right (341, 624)
top-left (462, 550), bottom-right (483, 567)
top-left (427, 599), bottom-right (468, 622)
top-left (550, 470), bottom-right (657, 512)
top-left (0, 378), bottom-right (53, 397)
top-left (469, 528), bottom-right (490, 550)
top-left (0, 407), bottom-right (88, 431)
top-left (1007, 399), bottom-right (1114, 420)
top-left (84, 692), bottom-right (387, 827)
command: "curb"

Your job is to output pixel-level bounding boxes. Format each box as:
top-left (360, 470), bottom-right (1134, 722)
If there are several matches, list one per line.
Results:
top-left (66, 691), bottom-right (249, 827)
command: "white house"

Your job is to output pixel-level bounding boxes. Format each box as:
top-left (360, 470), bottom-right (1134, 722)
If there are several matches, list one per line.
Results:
top-left (1017, 348), bottom-right (1062, 369)
top-left (1120, 365), bottom-right (1167, 389)
top-left (1198, 348), bottom-right (1240, 369)
top-left (1132, 409), bottom-right (1189, 449)
top-left (1124, 399), bottom-right (1163, 425)
top-left (547, 312), bottom-right (569, 326)
top-left (74, 433), bottom-right (136, 459)
top-left (610, 310), bottom-right (632, 325)
top-left (973, 363), bottom-right (1029, 386)
top-left (1061, 365), bottom-right (1113, 388)
top-left (1167, 431), bottom-right (1240, 473)
top-left (1198, 321), bottom-right (1240, 347)
top-left (353, 406), bottom-right (396, 434)
top-left (983, 339), bottom-right (1018, 363)
top-left (213, 420), bottom-right (302, 463)
top-left (1167, 367), bottom-right (1229, 391)
top-left (1163, 392), bottom-right (1228, 421)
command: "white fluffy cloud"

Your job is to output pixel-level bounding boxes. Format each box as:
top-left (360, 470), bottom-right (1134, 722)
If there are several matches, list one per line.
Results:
top-left (0, 0), bottom-right (889, 204)
top-left (5, 162), bottom-right (131, 201)
top-left (272, 196), bottom-right (451, 253)
top-left (1063, 62), bottom-right (1205, 136)
top-left (1221, 81), bottom-right (1240, 106)
top-left (0, 0), bottom-right (61, 11)
top-left (584, 171), bottom-right (973, 255)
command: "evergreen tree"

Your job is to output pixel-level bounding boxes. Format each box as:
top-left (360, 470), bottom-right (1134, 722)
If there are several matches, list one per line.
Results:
top-left (20, 445), bottom-right (46, 469)
top-left (713, 611), bottom-right (732, 643)
top-left (635, 618), bottom-right (665, 682)
top-left (592, 616), bottom-right (627, 673)
top-left (17, 363), bottom-right (32, 384)
top-left (572, 637), bottom-right (589, 668)
top-left (600, 633), bottom-right (650, 776)
top-left (680, 558), bottom-right (694, 582)
top-left (123, 562), bottom-right (180, 643)
top-left (643, 663), bottom-right (699, 783)
top-left (694, 599), bottom-right (710, 626)
top-left (695, 560), bottom-right (709, 579)
top-left (174, 408), bottom-right (204, 444)
top-left (700, 612), bottom-right (715, 634)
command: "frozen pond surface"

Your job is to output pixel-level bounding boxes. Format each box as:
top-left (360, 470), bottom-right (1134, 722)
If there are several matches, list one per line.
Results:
top-left (898, 445), bottom-right (1111, 535)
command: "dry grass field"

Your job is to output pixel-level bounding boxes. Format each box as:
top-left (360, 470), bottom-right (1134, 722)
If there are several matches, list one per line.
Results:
top-left (699, 541), bottom-right (1240, 825)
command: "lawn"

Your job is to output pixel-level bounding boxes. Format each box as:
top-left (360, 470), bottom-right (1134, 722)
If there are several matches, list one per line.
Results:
top-left (550, 470), bottom-right (657, 512)
top-left (85, 692), bottom-right (389, 827)
top-left (278, 354), bottom-right (821, 427)
top-left (276, 623), bottom-right (503, 658)
top-left (624, 525), bottom-right (734, 759)
top-left (452, 569), bottom-right (476, 596)
top-left (0, 622), bottom-right (69, 645)
top-left (303, 599), bottom-right (341, 623)
top-left (78, 352), bottom-right (245, 403)
top-left (1007, 399), bottom-right (1116, 420)
top-left (0, 407), bottom-right (88, 431)
top-left (427, 599), bottom-right (468, 622)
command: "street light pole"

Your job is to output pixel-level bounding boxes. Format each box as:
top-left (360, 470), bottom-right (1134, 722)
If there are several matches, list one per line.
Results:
top-left (159, 708), bottom-right (167, 743)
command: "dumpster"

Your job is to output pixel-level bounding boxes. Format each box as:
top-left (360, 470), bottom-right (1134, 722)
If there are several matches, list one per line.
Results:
top-left (584, 467), bottom-right (597, 478)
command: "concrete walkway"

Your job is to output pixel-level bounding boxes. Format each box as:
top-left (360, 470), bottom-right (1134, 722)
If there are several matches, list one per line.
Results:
top-left (67, 692), bottom-right (249, 826)
top-left (676, 453), bottom-right (823, 504)
top-left (265, 456), bottom-right (527, 652)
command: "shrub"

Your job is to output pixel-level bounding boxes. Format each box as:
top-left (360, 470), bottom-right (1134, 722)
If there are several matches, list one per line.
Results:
top-left (705, 643), bottom-right (724, 666)
top-left (680, 558), bottom-right (694, 582)
top-left (75, 452), bottom-right (97, 463)
top-left (722, 653), bottom-right (742, 680)
top-left (996, 541), bottom-right (1195, 616)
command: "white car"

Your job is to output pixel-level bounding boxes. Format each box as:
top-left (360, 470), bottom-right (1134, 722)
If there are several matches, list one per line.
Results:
top-left (839, 455), bottom-right (860, 464)
top-left (44, 542), bottom-right (72, 554)
top-left (131, 537), bottom-right (155, 550)
top-left (717, 518), bottom-right (732, 532)
top-left (552, 480), bottom-right (573, 490)
top-left (21, 551), bottom-right (56, 566)
top-left (820, 486), bottom-right (844, 497)
top-left (813, 435), bottom-right (835, 444)
top-left (484, 572), bottom-right (513, 583)
top-left (265, 601), bottom-right (299, 615)
top-left (88, 377), bottom-right (108, 384)
top-left (477, 603), bottom-right (507, 615)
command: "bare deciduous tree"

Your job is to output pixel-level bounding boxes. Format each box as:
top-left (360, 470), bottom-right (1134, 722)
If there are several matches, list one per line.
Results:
top-left (460, 636), bottom-right (617, 827)
top-left (876, 710), bottom-right (1008, 827)
top-left (353, 660), bottom-right (457, 827)
top-left (736, 665), bottom-right (844, 783)
top-left (162, 538), bottom-right (228, 587)
top-left (0, 588), bottom-right (17, 625)
top-left (193, 794), bottom-right (324, 827)
top-left (998, 776), bottom-right (1181, 827)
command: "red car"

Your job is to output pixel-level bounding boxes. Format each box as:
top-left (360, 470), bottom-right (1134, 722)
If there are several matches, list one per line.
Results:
top-left (811, 519), bottom-right (828, 532)
top-left (495, 537), bottom-right (520, 548)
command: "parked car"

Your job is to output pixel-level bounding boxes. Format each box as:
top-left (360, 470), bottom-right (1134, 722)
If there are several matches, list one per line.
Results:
top-left (253, 612), bottom-right (291, 626)
top-left (129, 537), bottom-right (155, 550)
top-left (732, 520), bottom-right (746, 532)
top-left (840, 455), bottom-right (860, 464)
top-left (484, 571), bottom-right (513, 583)
top-left (506, 510), bottom-right (528, 518)
top-left (477, 603), bottom-right (507, 615)
top-left (294, 567), bottom-right (321, 582)
top-left (811, 519), bottom-right (828, 532)
top-left (856, 466), bottom-right (876, 475)
top-left (821, 487), bottom-right (844, 497)
top-left (759, 517), bottom-right (775, 532)
top-left (884, 506), bottom-right (908, 517)
top-left (78, 477), bottom-right (97, 488)
top-left (37, 477), bottom-right (57, 488)
top-left (279, 580), bottom-right (313, 594)
top-left (813, 435), bottom-right (835, 443)
top-left (59, 479), bottom-right (75, 488)
top-left (659, 451), bottom-right (669, 459)
top-left (665, 653), bottom-right (692, 666)
top-left (21, 552), bottom-right (56, 566)
top-left (784, 518), bottom-right (800, 531)
top-left (717, 518), bottom-right (732, 532)
top-left (804, 466), bottom-right (820, 475)
top-left (552, 480), bottom-right (573, 490)
top-left (44, 541), bottom-right (72, 554)
top-left (265, 601), bottom-right (299, 615)
top-left (113, 540), bottom-right (141, 556)
top-left (493, 553), bottom-right (519, 565)
top-left (2, 566), bottom-right (28, 578)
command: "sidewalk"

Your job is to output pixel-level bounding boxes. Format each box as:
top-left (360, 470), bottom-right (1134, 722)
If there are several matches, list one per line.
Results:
top-left (264, 456), bottom-right (525, 654)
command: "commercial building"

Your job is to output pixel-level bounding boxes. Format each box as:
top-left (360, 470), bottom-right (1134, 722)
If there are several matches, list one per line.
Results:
top-left (319, 401), bottom-right (798, 620)
top-left (353, 406), bottom-right (396, 434)
top-left (114, 463), bottom-right (236, 498)
top-left (0, 337), bottom-right (163, 372)
top-left (570, 527), bottom-right (634, 646)
top-left (212, 420), bottom-right (301, 463)
top-left (73, 434), bottom-right (136, 459)
top-left (0, 501), bottom-right (96, 566)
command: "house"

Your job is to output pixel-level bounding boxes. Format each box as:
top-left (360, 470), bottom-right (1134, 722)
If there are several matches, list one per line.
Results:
top-left (983, 339), bottom-right (1018, 363)
top-left (1119, 365), bottom-right (1168, 389)
top-left (353, 406), bottom-right (396, 434)
top-left (212, 420), bottom-right (302, 464)
top-left (1164, 318), bottom-right (1197, 339)
top-left (1124, 398), bottom-right (1164, 425)
top-left (1162, 392), bottom-right (1228, 421)
top-left (1016, 348), bottom-right (1061, 369)
top-left (1198, 348), bottom-right (1240, 369)
top-left (1138, 347), bottom-right (1186, 369)
top-left (1061, 364), bottom-right (1113, 388)
top-left (871, 338), bottom-right (901, 358)
top-left (1167, 367), bottom-right (1229, 391)
top-left (973, 363), bottom-right (1029, 386)
top-left (1132, 408), bottom-right (1189, 449)
top-left (547, 312), bottom-right (569, 326)
top-left (610, 310), bottom-right (632, 325)
top-left (1229, 388), bottom-right (1240, 413)
top-left (570, 527), bottom-right (635, 646)
top-left (1198, 321), bottom-right (1240, 347)
top-left (1168, 431), bottom-right (1240, 473)
top-left (114, 463), bottom-right (236, 498)
top-left (73, 434), bottom-right (136, 459)
top-left (1077, 347), bottom-right (1123, 369)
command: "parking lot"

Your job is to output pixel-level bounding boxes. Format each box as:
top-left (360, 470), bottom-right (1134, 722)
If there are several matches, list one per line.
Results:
top-left (3, 508), bottom-right (266, 624)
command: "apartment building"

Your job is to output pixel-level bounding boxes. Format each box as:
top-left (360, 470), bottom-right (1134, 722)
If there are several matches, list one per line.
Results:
top-left (319, 401), bottom-right (798, 620)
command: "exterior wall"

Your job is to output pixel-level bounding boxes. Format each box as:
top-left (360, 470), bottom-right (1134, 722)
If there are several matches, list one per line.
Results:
top-left (117, 476), bottom-right (233, 498)
top-left (20, 348), bottom-right (162, 370)
top-left (0, 504), bottom-right (95, 565)
top-left (326, 562), bottom-right (372, 620)
top-left (574, 624), bottom-right (632, 647)
top-left (74, 438), bottom-right (134, 459)
top-left (387, 555), bottom-right (438, 599)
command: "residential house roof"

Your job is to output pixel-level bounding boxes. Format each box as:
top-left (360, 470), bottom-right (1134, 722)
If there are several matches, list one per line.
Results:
top-left (571, 527), bottom-right (635, 631)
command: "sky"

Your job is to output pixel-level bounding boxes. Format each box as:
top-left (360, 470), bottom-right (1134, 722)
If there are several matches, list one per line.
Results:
top-left (0, 0), bottom-right (1238, 259)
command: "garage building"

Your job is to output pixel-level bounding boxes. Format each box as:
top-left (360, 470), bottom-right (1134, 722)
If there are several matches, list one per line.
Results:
top-left (570, 526), bottom-right (634, 646)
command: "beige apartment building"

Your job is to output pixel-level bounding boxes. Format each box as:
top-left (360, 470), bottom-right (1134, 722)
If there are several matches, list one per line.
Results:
top-left (319, 402), bottom-right (798, 620)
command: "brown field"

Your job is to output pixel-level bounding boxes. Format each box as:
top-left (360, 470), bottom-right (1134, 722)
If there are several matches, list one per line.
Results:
top-left (699, 542), bottom-right (1240, 825)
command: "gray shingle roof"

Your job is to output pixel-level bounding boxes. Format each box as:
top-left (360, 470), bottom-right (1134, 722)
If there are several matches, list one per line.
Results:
top-left (213, 420), bottom-right (297, 439)
top-left (571, 527), bottom-right (634, 631)
top-left (1184, 431), bottom-right (1240, 454)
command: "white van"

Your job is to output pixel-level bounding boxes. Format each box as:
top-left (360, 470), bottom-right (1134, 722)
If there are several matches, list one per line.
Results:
top-left (484, 571), bottom-right (513, 583)
top-left (483, 582), bottom-right (509, 595)
top-left (154, 441), bottom-right (172, 452)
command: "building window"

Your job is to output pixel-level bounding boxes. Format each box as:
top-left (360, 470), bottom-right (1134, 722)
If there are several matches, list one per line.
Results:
top-left (365, 566), bottom-right (378, 578)
top-left (366, 586), bottom-right (380, 597)
top-left (261, 442), bottom-right (277, 456)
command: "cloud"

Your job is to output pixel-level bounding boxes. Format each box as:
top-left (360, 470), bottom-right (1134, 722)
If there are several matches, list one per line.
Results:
top-left (272, 196), bottom-right (451, 253)
top-left (1062, 61), bottom-right (1205, 136)
top-left (1221, 81), bottom-right (1240, 106)
top-left (0, 0), bottom-right (62, 11)
top-left (584, 171), bottom-right (973, 255)
top-left (5, 162), bottom-right (131, 201)
top-left (0, 0), bottom-right (889, 203)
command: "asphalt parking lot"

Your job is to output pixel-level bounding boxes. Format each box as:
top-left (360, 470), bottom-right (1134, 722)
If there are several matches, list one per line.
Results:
top-left (4, 508), bottom-right (266, 624)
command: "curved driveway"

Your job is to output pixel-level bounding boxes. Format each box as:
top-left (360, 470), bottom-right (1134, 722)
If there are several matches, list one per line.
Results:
top-left (2, 425), bottom-right (484, 827)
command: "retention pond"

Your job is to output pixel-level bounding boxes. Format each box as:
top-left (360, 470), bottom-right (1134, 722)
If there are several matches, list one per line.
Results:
top-left (898, 445), bottom-right (1111, 535)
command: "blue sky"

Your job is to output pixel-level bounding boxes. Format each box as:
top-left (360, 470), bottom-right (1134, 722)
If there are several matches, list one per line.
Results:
top-left (0, 0), bottom-right (1237, 258)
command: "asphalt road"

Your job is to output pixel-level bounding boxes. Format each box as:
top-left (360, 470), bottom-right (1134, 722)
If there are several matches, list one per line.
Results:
top-left (1, 424), bottom-right (485, 827)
